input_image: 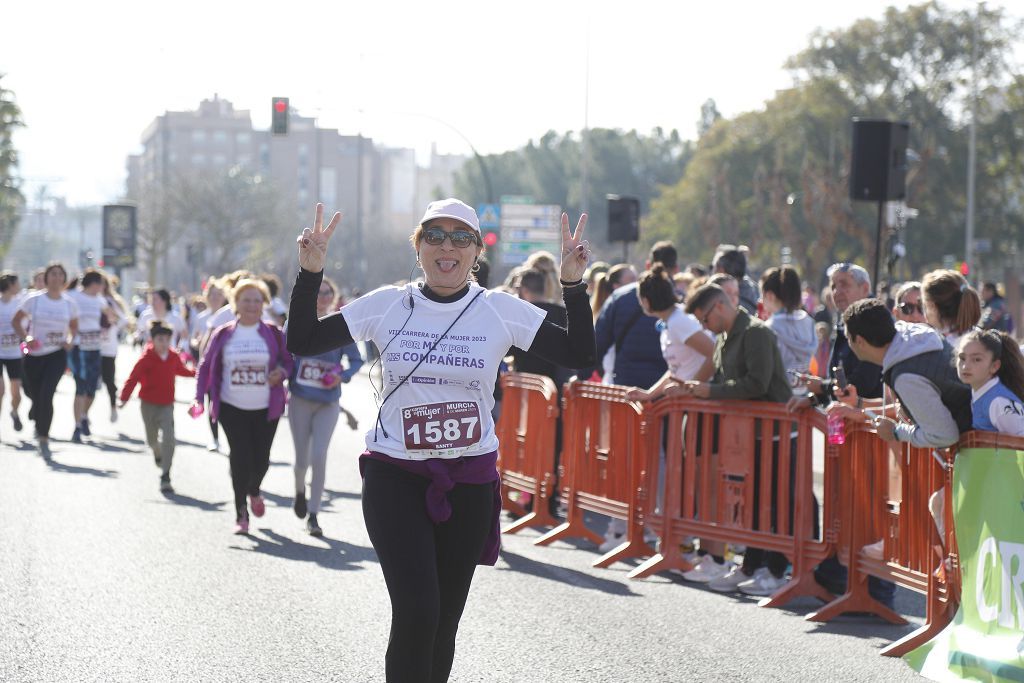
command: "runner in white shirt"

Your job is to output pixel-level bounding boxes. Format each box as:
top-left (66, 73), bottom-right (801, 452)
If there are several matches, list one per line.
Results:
top-left (100, 274), bottom-right (129, 423)
top-left (67, 269), bottom-right (114, 442)
top-left (0, 272), bottom-right (26, 434)
top-left (287, 200), bottom-right (596, 682)
top-left (12, 262), bottom-right (79, 456)
top-left (135, 289), bottom-right (187, 350)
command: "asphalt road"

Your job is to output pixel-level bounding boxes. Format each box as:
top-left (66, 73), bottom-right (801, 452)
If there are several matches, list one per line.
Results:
top-left (0, 353), bottom-right (928, 682)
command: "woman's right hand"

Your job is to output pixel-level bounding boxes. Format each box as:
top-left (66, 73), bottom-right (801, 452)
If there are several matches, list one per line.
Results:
top-left (297, 203), bottom-right (342, 273)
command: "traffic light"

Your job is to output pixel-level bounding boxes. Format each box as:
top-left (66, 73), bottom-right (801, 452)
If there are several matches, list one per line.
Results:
top-left (959, 261), bottom-right (970, 276)
top-left (271, 97), bottom-right (289, 135)
top-left (482, 231), bottom-right (499, 248)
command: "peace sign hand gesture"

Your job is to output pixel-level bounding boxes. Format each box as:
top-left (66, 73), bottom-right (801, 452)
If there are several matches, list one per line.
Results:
top-left (296, 203), bottom-right (342, 273)
top-left (559, 212), bottom-right (590, 283)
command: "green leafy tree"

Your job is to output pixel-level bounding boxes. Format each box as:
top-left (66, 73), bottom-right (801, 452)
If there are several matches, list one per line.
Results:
top-left (454, 127), bottom-right (693, 257)
top-left (0, 74), bottom-right (25, 265)
top-left (648, 1), bottom-right (1023, 285)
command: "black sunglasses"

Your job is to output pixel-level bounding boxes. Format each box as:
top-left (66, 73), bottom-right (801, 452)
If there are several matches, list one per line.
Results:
top-left (898, 301), bottom-right (922, 314)
top-left (422, 227), bottom-right (480, 248)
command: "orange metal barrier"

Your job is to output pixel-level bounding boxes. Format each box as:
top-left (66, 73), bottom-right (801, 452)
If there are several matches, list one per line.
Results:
top-left (805, 421), bottom-right (954, 655)
top-left (627, 397), bottom-right (837, 607)
top-left (811, 426), bottom-right (1024, 657)
top-left (495, 372), bottom-right (561, 534)
top-left (534, 381), bottom-right (653, 567)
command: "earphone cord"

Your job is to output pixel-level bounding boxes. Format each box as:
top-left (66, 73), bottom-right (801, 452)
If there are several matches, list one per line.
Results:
top-left (374, 289), bottom-right (483, 442)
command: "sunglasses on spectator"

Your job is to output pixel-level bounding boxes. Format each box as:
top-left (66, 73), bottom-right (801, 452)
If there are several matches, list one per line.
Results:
top-left (422, 227), bottom-right (480, 248)
top-left (897, 301), bottom-right (922, 314)
top-left (317, 289), bottom-right (334, 298)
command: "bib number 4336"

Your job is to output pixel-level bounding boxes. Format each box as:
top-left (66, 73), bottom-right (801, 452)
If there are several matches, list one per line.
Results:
top-left (402, 401), bottom-right (481, 453)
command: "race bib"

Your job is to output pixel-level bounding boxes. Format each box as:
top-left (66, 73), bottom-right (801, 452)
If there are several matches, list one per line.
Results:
top-left (44, 332), bottom-right (66, 347)
top-left (402, 401), bottom-right (482, 457)
top-left (0, 333), bottom-right (18, 349)
top-left (296, 358), bottom-right (332, 388)
top-left (230, 363), bottom-right (267, 387)
top-left (79, 330), bottom-right (103, 350)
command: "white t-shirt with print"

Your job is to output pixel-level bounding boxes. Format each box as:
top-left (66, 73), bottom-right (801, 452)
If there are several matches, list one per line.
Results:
top-left (0, 296), bottom-right (23, 359)
top-left (69, 290), bottom-right (105, 351)
top-left (219, 323), bottom-right (271, 410)
top-left (19, 291), bottom-right (79, 356)
top-left (137, 308), bottom-right (187, 349)
top-left (342, 282), bottom-right (545, 460)
top-left (661, 305), bottom-right (712, 381)
top-left (207, 305), bottom-right (235, 333)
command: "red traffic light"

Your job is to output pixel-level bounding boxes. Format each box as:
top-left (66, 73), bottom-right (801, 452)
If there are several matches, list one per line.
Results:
top-left (483, 231), bottom-right (499, 247)
top-left (273, 99), bottom-right (288, 113)
top-left (959, 261), bottom-right (970, 276)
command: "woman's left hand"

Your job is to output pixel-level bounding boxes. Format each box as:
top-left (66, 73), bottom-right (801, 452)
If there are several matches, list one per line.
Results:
top-left (559, 212), bottom-right (590, 282)
top-left (267, 367), bottom-right (286, 387)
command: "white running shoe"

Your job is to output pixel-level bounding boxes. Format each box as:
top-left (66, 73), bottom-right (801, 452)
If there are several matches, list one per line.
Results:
top-left (862, 539), bottom-right (885, 561)
top-left (707, 565), bottom-right (750, 592)
top-left (738, 567), bottom-right (789, 596)
top-left (682, 556), bottom-right (732, 583)
top-left (598, 533), bottom-right (624, 554)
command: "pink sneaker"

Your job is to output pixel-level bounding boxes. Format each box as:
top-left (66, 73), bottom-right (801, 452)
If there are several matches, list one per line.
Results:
top-left (235, 515), bottom-right (249, 534)
top-left (249, 494), bottom-right (266, 518)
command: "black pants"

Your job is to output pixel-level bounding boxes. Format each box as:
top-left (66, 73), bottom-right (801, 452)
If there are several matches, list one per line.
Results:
top-left (741, 425), bottom-right (820, 579)
top-left (217, 402), bottom-right (279, 516)
top-left (23, 349), bottom-right (66, 439)
top-left (362, 458), bottom-right (493, 683)
top-left (101, 356), bottom-right (117, 407)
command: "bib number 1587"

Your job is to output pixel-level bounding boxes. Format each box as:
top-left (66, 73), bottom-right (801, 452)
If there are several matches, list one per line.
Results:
top-left (402, 401), bottom-right (481, 452)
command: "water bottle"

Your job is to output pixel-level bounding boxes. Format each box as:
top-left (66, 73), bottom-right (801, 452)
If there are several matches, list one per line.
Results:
top-left (320, 365), bottom-right (343, 387)
top-left (827, 412), bottom-right (846, 445)
top-left (20, 337), bottom-right (40, 355)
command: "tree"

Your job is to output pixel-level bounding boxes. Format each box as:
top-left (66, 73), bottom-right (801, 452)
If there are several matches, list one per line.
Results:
top-left (454, 127), bottom-right (692, 258)
top-left (0, 74), bottom-right (24, 265)
top-left (647, 1), bottom-right (1024, 285)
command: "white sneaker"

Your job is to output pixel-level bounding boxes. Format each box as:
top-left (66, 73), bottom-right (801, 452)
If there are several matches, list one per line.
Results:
top-left (682, 556), bottom-right (732, 583)
top-left (207, 439), bottom-right (220, 453)
top-left (707, 565), bottom-right (750, 592)
top-left (682, 551), bottom-right (700, 565)
top-left (598, 533), bottom-right (624, 554)
top-left (862, 539), bottom-right (885, 560)
top-left (109, 406), bottom-right (118, 423)
top-left (738, 567), bottom-right (789, 596)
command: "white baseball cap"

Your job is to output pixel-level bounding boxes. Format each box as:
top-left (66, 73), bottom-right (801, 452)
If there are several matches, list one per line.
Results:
top-left (419, 198), bottom-right (480, 235)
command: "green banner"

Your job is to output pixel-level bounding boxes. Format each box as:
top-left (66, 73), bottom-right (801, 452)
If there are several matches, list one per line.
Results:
top-left (905, 447), bottom-right (1024, 682)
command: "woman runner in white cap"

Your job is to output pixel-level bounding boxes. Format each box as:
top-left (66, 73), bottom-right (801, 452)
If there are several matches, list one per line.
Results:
top-left (288, 199), bottom-right (595, 683)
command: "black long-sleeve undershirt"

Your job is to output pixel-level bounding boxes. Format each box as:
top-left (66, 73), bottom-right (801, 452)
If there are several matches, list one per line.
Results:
top-left (287, 268), bottom-right (596, 369)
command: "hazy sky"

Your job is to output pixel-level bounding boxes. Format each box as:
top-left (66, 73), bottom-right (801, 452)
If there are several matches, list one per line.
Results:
top-left (3, 0), bottom-right (993, 206)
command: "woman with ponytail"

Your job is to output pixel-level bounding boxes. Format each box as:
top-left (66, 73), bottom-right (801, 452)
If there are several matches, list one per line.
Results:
top-left (921, 269), bottom-right (982, 349)
top-left (759, 266), bottom-right (817, 394)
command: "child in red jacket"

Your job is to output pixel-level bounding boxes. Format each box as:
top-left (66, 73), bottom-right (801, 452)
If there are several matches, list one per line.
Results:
top-left (120, 322), bottom-right (195, 492)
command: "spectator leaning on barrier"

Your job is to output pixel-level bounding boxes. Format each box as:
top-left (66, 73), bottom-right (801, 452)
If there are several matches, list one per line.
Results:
top-left (789, 262), bottom-right (883, 412)
top-left (830, 299), bottom-right (972, 447)
top-left (921, 269), bottom-right (982, 350)
top-left (711, 244), bottom-right (759, 314)
top-left (794, 263), bottom-right (894, 608)
top-left (760, 265), bottom-right (817, 391)
top-left (677, 283), bottom-right (794, 596)
top-left (594, 243), bottom-right (672, 390)
top-left (980, 281), bottom-right (1013, 333)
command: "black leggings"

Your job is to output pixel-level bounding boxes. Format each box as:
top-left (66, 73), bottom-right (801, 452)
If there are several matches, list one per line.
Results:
top-left (217, 402), bottom-right (279, 516)
top-left (361, 458), bottom-right (494, 683)
top-left (101, 356), bottom-right (117, 407)
top-left (23, 349), bottom-right (67, 439)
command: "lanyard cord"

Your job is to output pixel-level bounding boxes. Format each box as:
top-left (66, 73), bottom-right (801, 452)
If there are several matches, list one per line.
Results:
top-left (374, 289), bottom-right (484, 442)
